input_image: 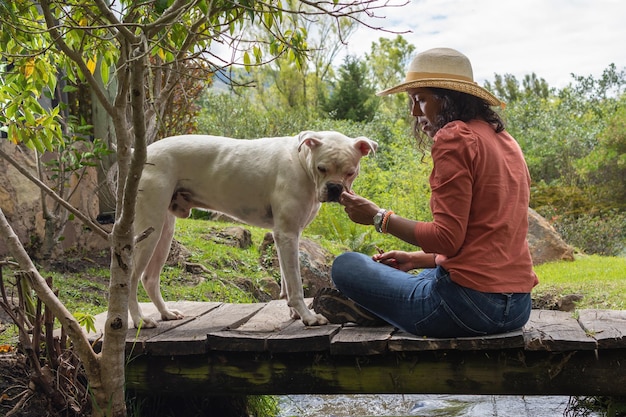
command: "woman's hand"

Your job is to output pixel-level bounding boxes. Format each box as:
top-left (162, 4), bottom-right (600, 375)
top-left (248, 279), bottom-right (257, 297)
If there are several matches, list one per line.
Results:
top-left (373, 250), bottom-right (439, 272)
top-left (339, 191), bottom-right (380, 225)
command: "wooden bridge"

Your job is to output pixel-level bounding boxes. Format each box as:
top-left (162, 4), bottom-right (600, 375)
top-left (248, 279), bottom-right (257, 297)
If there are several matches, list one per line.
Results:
top-left (90, 301), bottom-right (626, 413)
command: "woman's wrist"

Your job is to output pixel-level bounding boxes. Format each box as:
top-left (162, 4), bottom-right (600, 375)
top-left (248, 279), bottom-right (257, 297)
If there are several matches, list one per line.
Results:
top-left (373, 209), bottom-right (394, 233)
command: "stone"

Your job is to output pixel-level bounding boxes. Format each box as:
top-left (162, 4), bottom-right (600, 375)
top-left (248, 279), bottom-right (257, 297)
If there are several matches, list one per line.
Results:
top-left (527, 207), bottom-right (575, 265)
top-left (259, 232), bottom-right (333, 297)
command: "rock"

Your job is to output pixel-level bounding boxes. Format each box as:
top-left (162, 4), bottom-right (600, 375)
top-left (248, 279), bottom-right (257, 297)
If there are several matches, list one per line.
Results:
top-left (258, 277), bottom-right (281, 301)
top-left (0, 141), bottom-right (108, 258)
top-left (527, 207), bottom-right (575, 265)
top-left (166, 239), bottom-right (192, 266)
top-left (203, 226), bottom-right (252, 249)
top-left (259, 232), bottom-right (334, 297)
top-left (532, 291), bottom-right (584, 311)
top-left (557, 293), bottom-right (584, 312)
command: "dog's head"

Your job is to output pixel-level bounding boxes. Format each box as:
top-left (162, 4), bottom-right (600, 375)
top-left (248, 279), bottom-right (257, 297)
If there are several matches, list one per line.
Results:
top-left (297, 131), bottom-right (378, 203)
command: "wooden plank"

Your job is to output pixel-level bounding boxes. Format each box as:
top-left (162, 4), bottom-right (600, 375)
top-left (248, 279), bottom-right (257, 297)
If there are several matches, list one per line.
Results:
top-left (235, 299), bottom-right (296, 332)
top-left (206, 300), bottom-right (296, 352)
top-left (577, 309), bottom-right (626, 349)
top-left (267, 321), bottom-right (341, 353)
top-left (329, 325), bottom-right (395, 355)
top-left (523, 309), bottom-right (596, 351)
top-left (389, 329), bottom-right (525, 352)
top-left (147, 302), bottom-right (263, 355)
top-left (88, 301), bottom-right (220, 354)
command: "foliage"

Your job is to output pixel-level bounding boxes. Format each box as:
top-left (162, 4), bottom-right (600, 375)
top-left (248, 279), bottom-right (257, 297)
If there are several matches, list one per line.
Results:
top-left (552, 211), bottom-right (626, 257)
top-left (323, 55), bottom-right (379, 122)
top-left (364, 36), bottom-right (416, 123)
top-left (574, 95), bottom-right (626, 210)
top-left (0, 269), bottom-right (91, 415)
top-left (196, 91), bottom-right (314, 138)
top-left (484, 72), bottom-right (551, 102)
top-left (498, 64), bottom-right (626, 250)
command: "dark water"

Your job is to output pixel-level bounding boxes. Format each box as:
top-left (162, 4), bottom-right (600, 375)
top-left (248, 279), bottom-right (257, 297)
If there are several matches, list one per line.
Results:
top-left (277, 394), bottom-right (596, 416)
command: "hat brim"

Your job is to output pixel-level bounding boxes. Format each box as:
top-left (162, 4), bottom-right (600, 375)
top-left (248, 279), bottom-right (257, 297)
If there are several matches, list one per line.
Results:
top-left (377, 78), bottom-right (504, 107)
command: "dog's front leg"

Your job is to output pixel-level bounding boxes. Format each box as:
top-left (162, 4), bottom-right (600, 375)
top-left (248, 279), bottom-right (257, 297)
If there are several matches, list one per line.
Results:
top-left (273, 230), bottom-right (328, 326)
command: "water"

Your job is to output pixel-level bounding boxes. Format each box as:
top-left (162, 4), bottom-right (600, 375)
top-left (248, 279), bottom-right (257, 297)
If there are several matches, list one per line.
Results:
top-left (277, 394), bottom-right (598, 416)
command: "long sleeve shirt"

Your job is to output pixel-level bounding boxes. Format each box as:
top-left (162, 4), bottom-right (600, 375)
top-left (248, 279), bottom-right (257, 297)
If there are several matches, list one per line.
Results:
top-left (414, 119), bottom-right (538, 293)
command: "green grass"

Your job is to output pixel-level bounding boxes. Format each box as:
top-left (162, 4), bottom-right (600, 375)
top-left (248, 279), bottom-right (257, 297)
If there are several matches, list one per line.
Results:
top-left (533, 254), bottom-right (626, 309)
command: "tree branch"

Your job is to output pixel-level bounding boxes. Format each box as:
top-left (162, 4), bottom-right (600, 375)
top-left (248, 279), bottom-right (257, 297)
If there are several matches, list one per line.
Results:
top-left (39, 0), bottom-right (118, 118)
top-left (0, 146), bottom-right (109, 241)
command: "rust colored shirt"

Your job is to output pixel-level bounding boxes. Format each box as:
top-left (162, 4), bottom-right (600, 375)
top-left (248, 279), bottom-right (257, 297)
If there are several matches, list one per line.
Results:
top-left (414, 119), bottom-right (538, 293)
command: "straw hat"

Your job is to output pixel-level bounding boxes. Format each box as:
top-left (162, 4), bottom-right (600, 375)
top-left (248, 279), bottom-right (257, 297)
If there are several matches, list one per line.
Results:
top-left (377, 47), bottom-right (503, 107)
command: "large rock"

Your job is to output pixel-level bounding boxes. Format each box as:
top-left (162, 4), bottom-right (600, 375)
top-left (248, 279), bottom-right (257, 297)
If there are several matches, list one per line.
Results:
top-left (0, 142), bottom-right (108, 258)
top-left (527, 207), bottom-right (575, 265)
top-left (259, 232), bottom-right (333, 297)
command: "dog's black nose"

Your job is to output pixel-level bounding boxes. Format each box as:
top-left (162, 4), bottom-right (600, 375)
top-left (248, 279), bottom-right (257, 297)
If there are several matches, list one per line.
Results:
top-left (327, 183), bottom-right (344, 202)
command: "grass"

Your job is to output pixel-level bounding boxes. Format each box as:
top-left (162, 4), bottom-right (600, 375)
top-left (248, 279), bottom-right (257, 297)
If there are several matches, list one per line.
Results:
top-left (533, 253), bottom-right (626, 309)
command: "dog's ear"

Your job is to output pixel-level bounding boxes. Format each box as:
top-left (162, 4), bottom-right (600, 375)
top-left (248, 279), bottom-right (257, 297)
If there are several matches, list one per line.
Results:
top-left (354, 137), bottom-right (378, 156)
top-left (297, 131), bottom-right (323, 152)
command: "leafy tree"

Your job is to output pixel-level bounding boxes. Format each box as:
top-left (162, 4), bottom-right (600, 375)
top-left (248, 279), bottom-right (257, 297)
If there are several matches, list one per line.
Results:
top-left (0, 1), bottom-right (394, 415)
top-left (484, 72), bottom-right (551, 103)
top-left (324, 55), bottom-right (379, 122)
top-left (575, 94), bottom-right (626, 211)
top-left (365, 35), bottom-right (415, 119)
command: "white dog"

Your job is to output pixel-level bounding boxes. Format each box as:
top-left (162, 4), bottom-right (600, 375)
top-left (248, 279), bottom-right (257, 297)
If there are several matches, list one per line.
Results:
top-left (130, 131), bottom-right (377, 328)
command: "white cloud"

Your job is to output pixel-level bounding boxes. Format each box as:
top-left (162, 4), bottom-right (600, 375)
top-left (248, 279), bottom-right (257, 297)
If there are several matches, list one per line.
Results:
top-left (341, 0), bottom-right (626, 88)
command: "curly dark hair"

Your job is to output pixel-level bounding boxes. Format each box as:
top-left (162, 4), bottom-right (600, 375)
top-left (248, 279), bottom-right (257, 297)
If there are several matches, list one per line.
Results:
top-left (412, 87), bottom-right (505, 152)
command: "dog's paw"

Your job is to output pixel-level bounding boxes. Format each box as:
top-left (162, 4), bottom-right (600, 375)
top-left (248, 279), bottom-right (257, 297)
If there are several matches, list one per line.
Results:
top-left (161, 309), bottom-right (184, 321)
top-left (135, 316), bottom-right (158, 329)
top-left (301, 311), bottom-right (329, 327)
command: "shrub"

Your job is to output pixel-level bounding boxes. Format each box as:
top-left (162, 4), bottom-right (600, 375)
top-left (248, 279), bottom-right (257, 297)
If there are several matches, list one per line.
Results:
top-left (553, 211), bottom-right (626, 256)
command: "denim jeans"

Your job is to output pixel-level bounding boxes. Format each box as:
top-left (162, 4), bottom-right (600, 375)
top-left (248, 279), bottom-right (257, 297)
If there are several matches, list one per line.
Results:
top-left (331, 252), bottom-right (532, 337)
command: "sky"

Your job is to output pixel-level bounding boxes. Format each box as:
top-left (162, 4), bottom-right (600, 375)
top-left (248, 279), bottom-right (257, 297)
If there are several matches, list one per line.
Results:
top-left (337, 0), bottom-right (626, 89)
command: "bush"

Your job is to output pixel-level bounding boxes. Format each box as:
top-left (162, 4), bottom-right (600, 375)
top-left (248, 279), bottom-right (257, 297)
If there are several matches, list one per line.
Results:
top-left (553, 211), bottom-right (626, 256)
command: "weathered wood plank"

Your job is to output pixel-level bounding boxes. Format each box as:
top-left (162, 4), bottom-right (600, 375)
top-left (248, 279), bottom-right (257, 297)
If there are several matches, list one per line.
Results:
top-left (389, 329), bottom-right (525, 352)
top-left (329, 325), bottom-right (395, 355)
top-left (146, 302), bottom-right (263, 355)
top-left (577, 309), bottom-right (626, 349)
top-left (88, 301), bottom-right (221, 354)
top-left (206, 300), bottom-right (296, 351)
top-left (266, 321), bottom-right (341, 353)
top-left (523, 309), bottom-right (596, 351)
top-left (235, 299), bottom-right (296, 332)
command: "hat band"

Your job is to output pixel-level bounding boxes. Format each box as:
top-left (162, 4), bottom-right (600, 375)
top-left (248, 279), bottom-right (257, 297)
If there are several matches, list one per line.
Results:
top-left (404, 71), bottom-right (475, 84)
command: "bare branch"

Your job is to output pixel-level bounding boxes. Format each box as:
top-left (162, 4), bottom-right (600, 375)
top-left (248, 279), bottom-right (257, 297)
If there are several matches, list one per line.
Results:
top-left (0, 146), bottom-right (109, 241)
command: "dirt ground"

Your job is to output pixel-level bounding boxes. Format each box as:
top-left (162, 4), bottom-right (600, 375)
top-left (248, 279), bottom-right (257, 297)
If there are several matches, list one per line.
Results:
top-left (0, 352), bottom-right (55, 417)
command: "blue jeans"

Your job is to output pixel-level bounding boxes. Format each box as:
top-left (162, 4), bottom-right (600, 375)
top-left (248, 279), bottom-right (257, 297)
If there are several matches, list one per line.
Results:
top-left (331, 252), bottom-right (532, 337)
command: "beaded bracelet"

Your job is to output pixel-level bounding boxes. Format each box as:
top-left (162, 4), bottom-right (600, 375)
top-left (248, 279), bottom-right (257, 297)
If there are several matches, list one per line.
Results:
top-left (381, 210), bottom-right (394, 234)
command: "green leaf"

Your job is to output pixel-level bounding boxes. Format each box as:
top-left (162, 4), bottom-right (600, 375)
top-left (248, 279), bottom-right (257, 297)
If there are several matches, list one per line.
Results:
top-left (243, 51), bottom-right (251, 71)
top-left (198, 0), bottom-right (208, 14)
top-left (100, 61), bottom-right (110, 85)
top-left (74, 312), bottom-right (96, 334)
